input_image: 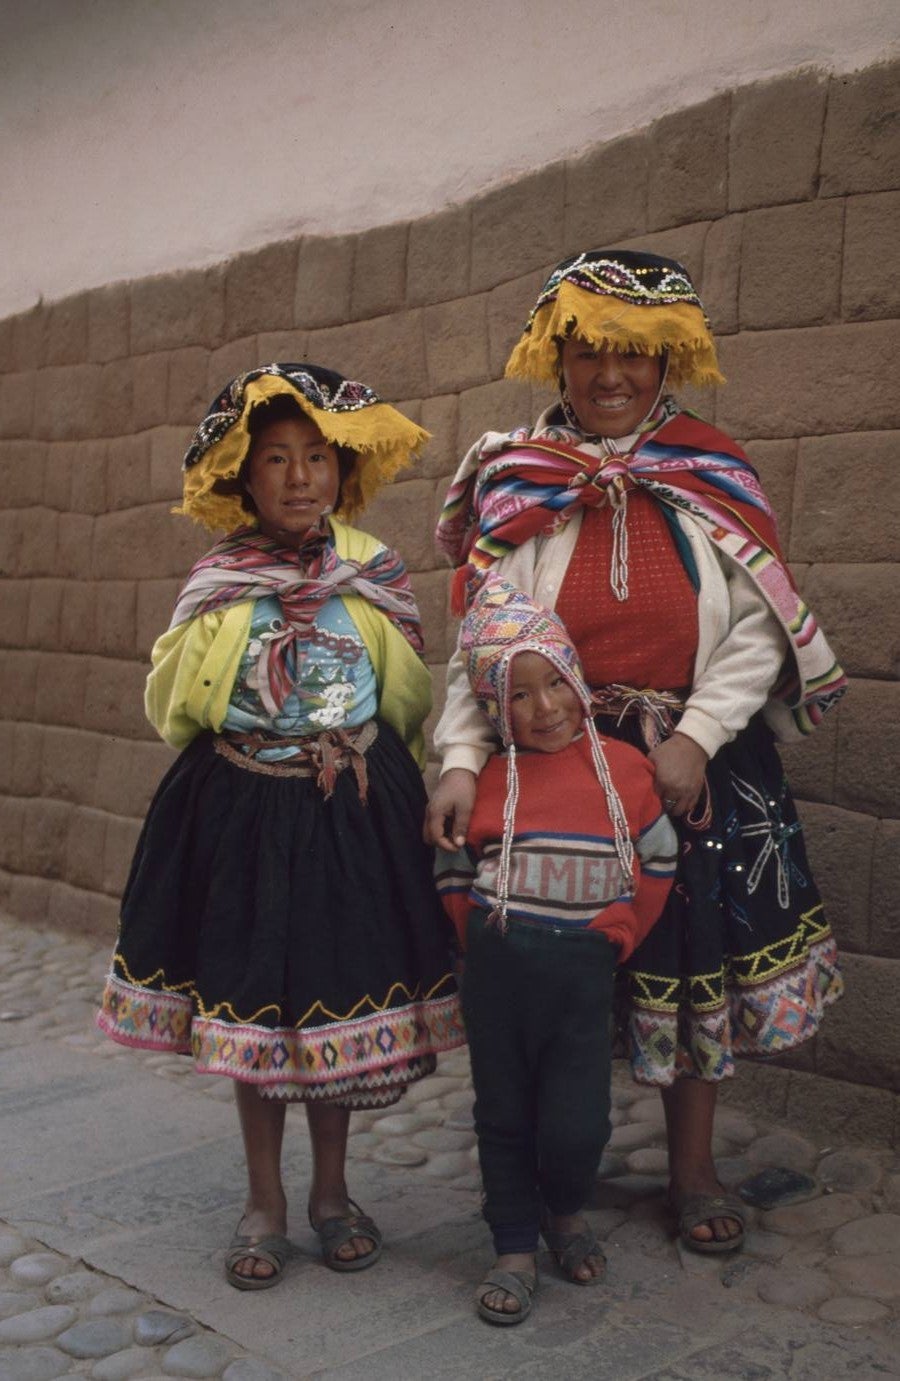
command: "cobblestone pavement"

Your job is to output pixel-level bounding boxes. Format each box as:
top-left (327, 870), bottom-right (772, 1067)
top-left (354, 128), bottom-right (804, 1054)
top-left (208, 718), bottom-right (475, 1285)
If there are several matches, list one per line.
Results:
top-left (2, 913), bottom-right (899, 1379)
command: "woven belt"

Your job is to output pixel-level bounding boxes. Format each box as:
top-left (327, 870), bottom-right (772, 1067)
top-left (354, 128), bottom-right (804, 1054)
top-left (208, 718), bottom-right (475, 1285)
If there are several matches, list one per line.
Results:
top-left (214, 720), bottom-right (378, 801)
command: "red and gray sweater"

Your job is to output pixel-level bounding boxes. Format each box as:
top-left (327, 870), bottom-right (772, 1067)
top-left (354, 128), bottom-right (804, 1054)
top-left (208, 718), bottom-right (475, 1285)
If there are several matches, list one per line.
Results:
top-left (436, 734), bottom-right (677, 961)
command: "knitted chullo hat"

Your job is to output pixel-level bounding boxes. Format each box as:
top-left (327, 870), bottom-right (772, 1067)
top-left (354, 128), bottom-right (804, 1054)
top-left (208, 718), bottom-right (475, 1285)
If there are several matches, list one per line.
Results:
top-left (177, 362), bottom-right (429, 533)
top-left (460, 575), bottom-right (635, 930)
top-left (505, 248), bottom-right (724, 389)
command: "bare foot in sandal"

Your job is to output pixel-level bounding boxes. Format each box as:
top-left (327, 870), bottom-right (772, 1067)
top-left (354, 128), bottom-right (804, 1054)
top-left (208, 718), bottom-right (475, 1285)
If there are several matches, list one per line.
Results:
top-left (226, 1202), bottom-right (289, 1289)
top-left (541, 1212), bottom-right (606, 1283)
top-left (308, 1194), bottom-right (382, 1270)
top-left (477, 1253), bottom-right (537, 1324)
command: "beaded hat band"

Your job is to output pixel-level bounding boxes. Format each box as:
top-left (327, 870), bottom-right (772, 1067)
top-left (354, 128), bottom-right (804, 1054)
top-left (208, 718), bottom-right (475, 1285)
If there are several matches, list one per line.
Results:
top-left (177, 362), bottom-right (428, 533)
top-left (505, 249), bottom-right (724, 388)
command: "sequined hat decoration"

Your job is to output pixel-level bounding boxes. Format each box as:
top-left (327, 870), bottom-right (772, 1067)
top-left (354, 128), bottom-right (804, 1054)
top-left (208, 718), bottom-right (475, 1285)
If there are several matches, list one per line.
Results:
top-left (177, 362), bottom-right (429, 533)
top-left (505, 248), bottom-right (724, 388)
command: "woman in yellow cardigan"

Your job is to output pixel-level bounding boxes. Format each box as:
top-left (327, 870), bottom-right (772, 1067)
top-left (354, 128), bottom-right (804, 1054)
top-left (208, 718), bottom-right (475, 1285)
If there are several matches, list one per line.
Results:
top-left (98, 363), bottom-right (464, 1290)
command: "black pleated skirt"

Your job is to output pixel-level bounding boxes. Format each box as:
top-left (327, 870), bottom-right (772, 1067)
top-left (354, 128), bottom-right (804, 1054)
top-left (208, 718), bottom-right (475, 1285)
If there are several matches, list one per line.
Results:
top-left (97, 721), bottom-right (465, 1107)
top-left (596, 711), bottom-right (843, 1085)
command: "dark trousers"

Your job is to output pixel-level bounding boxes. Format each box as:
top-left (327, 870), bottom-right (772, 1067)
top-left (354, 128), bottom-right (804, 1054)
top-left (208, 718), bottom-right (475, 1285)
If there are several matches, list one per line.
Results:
top-left (462, 909), bottom-right (617, 1255)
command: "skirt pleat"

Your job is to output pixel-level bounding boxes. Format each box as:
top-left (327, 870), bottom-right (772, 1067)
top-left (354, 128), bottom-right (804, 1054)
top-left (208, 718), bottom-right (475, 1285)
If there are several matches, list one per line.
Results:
top-left (98, 722), bottom-right (465, 1106)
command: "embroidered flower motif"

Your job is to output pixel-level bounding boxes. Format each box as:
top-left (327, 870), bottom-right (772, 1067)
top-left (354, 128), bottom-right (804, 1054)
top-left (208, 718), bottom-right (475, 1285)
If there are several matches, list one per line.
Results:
top-left (730, 772), bottom-right (806, 909)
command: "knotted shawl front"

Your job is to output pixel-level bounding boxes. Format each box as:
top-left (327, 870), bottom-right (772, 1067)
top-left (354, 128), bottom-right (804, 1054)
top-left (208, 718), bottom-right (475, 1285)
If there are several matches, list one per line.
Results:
top-left (171, 526), bottom-right (424, 718)
top-left (436, 408), bottom-right (846, 735)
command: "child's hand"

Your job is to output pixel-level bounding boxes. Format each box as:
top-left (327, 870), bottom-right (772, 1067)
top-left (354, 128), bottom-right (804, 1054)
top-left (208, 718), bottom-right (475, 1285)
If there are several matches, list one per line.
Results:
top-left (648, 732), bottom-right (708, 817)
top-left (424, 769), bottom-right (477, 851)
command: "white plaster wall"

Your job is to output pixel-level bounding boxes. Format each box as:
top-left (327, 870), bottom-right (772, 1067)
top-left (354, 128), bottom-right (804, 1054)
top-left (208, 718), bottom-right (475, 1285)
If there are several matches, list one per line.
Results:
top-left (1, 0), bottom-right (897, 318)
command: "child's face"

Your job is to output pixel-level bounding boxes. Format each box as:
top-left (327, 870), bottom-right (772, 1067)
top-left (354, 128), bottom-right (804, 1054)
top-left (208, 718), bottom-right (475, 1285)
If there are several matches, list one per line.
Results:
top-left (244, 415), bottom-right (340, 546)
top-left (508, 651), bottom-right (582, 753)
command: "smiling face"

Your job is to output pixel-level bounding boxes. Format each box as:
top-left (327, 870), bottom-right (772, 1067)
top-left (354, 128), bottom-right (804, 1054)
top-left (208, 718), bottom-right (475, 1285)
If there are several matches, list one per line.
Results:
top-left (244, 413), bottom-right (341, 546)
top-left (559, 337), bottom-right (663, 438)
top-left (507, 650), bottom-right (583, 753)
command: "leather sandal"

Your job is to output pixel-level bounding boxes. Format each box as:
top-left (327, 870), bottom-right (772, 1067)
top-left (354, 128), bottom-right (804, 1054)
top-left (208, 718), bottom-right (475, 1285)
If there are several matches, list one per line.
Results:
top-left (308, 1199), bottom-right (382, 1272)
top-left (476, 1268), bottom-right (537, 1325)
top-left (672, 1190), bottom-right (746, 1255)
top-left (225, 1230), bottom-right (291, 1291)
top-left (540, 1220), bottom-right (606, 1285)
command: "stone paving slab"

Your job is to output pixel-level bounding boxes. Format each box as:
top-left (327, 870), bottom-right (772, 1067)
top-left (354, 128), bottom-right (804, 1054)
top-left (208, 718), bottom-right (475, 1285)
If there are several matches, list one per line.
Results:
top-left (3, 912), bottom-right (900, 1379)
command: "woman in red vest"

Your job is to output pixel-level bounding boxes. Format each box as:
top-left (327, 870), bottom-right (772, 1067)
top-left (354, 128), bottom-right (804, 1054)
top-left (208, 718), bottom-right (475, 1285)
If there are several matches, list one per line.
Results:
top-left (427, 249), bottom-right (845, 1273)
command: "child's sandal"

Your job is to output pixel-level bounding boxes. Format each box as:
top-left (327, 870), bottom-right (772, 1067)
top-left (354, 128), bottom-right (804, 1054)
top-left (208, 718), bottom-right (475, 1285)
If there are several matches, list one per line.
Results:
top-left (475, 1268), bottom-right (537, 1325)
top-left (540, 1223), bottom-right (606, 1285)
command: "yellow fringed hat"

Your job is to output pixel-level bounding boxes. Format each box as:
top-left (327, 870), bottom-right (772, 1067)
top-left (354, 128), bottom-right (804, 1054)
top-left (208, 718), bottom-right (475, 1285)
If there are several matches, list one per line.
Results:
top-left (505, 249), bottom-right (724, 388)
top-left (177, 362), bottom-right (429, 533)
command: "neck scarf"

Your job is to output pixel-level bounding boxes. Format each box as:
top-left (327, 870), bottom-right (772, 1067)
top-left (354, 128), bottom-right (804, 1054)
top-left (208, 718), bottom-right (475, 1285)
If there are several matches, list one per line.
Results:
top-left (171, 524), bottom-right (424, 717)
top-left (436, 407), bottom-right (846, 734)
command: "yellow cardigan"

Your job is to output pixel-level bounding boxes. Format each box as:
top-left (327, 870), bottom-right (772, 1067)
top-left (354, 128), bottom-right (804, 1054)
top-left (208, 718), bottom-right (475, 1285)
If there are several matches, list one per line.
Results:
top-left (145, 520), bottom-right (432, 768)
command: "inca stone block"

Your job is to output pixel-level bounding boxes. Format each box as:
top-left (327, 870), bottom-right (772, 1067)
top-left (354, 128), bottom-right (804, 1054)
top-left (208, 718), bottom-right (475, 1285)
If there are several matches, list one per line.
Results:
top-left (102, 815), bottom-right (141, 895)
top-left (6, 871), bottom-right (52, 923)
top-left (357, 479), bottom-right (438, 572)
top-left (96, 359), bottom-right (134, 439)
top-left (0, 797), bottom-right (26, 871)
top-left (26, 579), bottom-right (64, 650)
top-left (796, 802), bottom-right (876, 954)
top-left (149, 426), bottom-right (192, 503)
top-left (167, 347), bottom-right (210, 425)
top-left (470, 164), bottom-right (566, 293)
top-left (92, 504), bottom-right (209, 580)
top-left (68, 441), bottom-right (107, 515)
top-left (45, 294), bottom-right (89, 367)
top-left (801, 563), bottom-right (900, 679)
top-left (34, 652), bottom-right (89, 729)
top-left (407, 206), bottom-right (471, 307)
top-left (106, 433), bottom-right (152, 512)
top-left (11, 305), bottom-right (47, 371)
top-left (0, 649), bottom-right (40, 720)
top-left (94, 583), bottom-right (138, 659)
top-left (564, 131), bottom-right (649, 253)
top-left (716, 322), bottom-right (900, 439)
top-left (423, 295), bottom-right (490, 394)
top-left (792, 432), bottom-right (900, 562)
top-left (225, 240), bottom-right (297, 338)
top-left (729, 71), bottom-right (828, 210)
top-left (870, 820), bottom-right (900, 959)
top-left (294, 234), bottom-right (355, 329)
top-left (0, 439), bottom-right (46, 507)
top-left (19, 798), bottom-right (74, 879)
top-left (16, 507), bottom-right (59, 579)
top-left (417, 395), bottom-right (459, 479)
top-left (59, 580), bottom-right (99, 654)
top-left (92, 738), bottom-right (173, 818)
top-left (9, 722), bottom-right (45, 797)
top-left (816, 952), bottom-right (900, 1090)
top-left (308, 310), bottom-right (428, 399)
top-left (131, 352), bottom-right (169, 431)
top-left (130, 266), bottom-right (225, 354)
top-left (834, 680), bottom-right (900, 817)
top-left (409, 570), bottom-right (451, 662)
top-left (700, 215), bottom-right (743, 336)
top-left (457, 378), bottom-right (532, 452)
top-left (351, 222), bottom-right (408, 320)
top-left (40, 727), bottom-right (101, 805)
top-left (820, 62), bottom-right (900, 197)
top-left (842, 189), bottom-right (900, 321)
top-left (88, 283), bottom-right (130, 363)
top-left (256, 328), bottom-right (308, 364)
top-left (487, 270), bottom-right (546, 378)
top-left (740, 201), bottom-right (844, 330)
top-left (0, 580), bottom-right (30, 645)
top-left (0, 315), bottom-right (12, 372)
top-left (136, 578), bottom-right (180, 657)
top-left (0, 371), bottom-right (37, 439)
top-left (82, 658), bottom-right (153, 740)
top-left (648, 95), bottom-right (729, 229)
top-left (207, 337), bottom-right (260, 396)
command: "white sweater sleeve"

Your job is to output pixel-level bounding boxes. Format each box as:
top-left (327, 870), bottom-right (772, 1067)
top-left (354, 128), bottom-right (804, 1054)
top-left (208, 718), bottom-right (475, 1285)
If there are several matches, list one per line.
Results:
top-left (677, 554), bottom-right (787, 759)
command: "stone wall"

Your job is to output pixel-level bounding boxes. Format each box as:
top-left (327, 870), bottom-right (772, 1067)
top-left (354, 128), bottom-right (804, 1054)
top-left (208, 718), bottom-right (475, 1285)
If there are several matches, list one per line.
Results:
top-left (1, 62), bottom-right (898, 1136)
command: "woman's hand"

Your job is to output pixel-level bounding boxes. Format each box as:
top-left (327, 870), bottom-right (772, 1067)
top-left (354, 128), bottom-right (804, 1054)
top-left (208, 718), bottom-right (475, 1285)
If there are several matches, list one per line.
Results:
top-left (648, 732), bottom-right (708, 817)
top-left (424, 769), bottom-right (477, 851)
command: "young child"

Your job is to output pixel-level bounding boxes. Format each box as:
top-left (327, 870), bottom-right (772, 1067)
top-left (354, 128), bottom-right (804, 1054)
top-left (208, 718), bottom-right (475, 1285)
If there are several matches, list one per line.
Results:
top-left (97, 362), bottom-right (464, 1290)
top-left (436, 576), bottom-right (677, 1325)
